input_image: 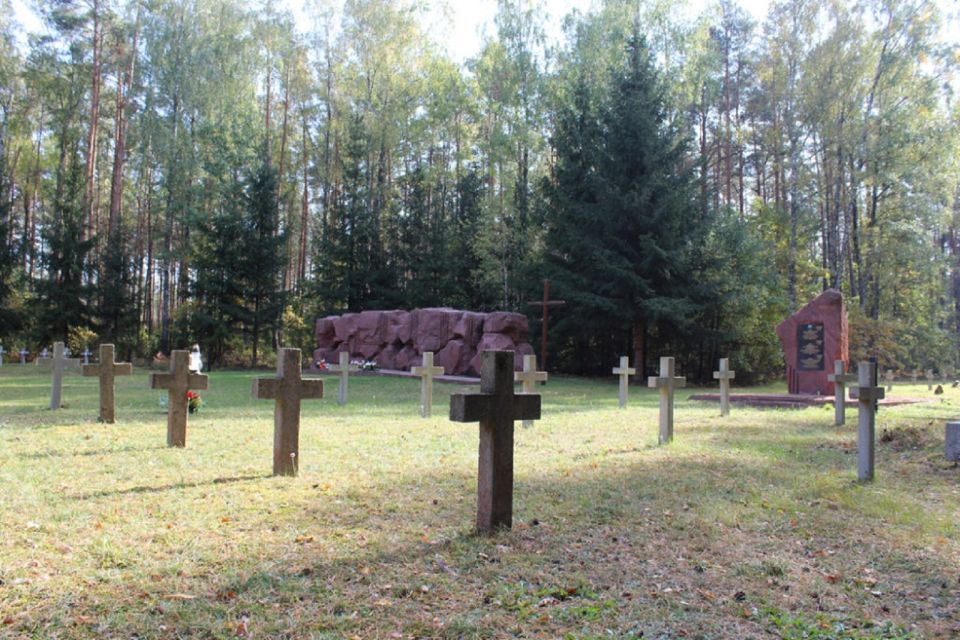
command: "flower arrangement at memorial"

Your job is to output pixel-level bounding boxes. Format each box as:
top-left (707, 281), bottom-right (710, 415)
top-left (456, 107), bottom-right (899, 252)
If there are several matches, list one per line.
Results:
top-left (187, 390), bottom-right (202, 414)
top-left (316, 358), bottom-right (328, 370)
top-left (354, 359), bottom-right (379, 371)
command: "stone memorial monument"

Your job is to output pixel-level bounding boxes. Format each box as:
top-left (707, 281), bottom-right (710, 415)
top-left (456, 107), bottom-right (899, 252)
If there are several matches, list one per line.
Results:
top-left (776, 289), bottom-right (848, 395)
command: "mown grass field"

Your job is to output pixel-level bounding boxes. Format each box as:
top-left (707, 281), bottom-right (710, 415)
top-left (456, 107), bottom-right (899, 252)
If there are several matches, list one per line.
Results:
top-left (1, 363), bottom-right (959, 639)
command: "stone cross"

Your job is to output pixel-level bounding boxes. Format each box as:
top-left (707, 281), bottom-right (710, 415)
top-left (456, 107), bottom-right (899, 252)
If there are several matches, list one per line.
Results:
top-left (19, 348), bottom-right (28, 365)
top-left (925, 368), bottom-right (935, 390)
top-left (0, 345), bottom-right (5, 366)
top-left (612, 356), bottom-right (636, 409)
top-left (39, 347), bottom-right (50, 359)
top-left (712, 357), bottom-right (736, 417)
top-left (49, 342), bottom-right (79, 410)
top-left (826, 360), bottom-right (857, 426)
top-left (252, 348), bottom-right (324, 476)
top-left (855, 361), bottom-right (885, 482)
top-left (82, 347), bottom-right (93, 365)
top-left (911, 369), bottom-right (919, 383)
top-left (648, 356), bottom-right (687, 445)
top-left (449, 350), bottom-right (541, 533)
top-left (81, 344), bottom-right (133, 424)
top-left (411, 351), bottom-right (445, 418)
top-left (150, 350), bottom-right (209, 448)
top-left (515, 354), bottom-right (548, 428)
top-left (946, 421), bottom-right (960, 462)
top-left (329, 351), bottom-right (360, 405)
top-left (883, 369), bottom-right (895, 392)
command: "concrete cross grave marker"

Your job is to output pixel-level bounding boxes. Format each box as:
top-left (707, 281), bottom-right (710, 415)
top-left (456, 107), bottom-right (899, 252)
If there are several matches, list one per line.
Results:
top-left (252, 348), bottom-right (324, 476)
top-left (612, 356), bottom-right (636, 409)
top-left (925, 369), bottom-right (935, 391)
top-left (911, 369), bottom-right (919, 384)
top-left (150, 350), bottom-right (209, 448)
top-left (19, 348), bottom-right (28, 365)
top-left (49, 342), bottom-right (80, 410)
top-left (329, 351), bottom-right (360, 405)
top-left (826, 360), bottom-right (857, 426)
top-left (449, 350), bottom-right (541, 533)
top-left (712, 357), bottom-right (736, 417)
top-left (36, 347), bottom-right (51, 366)
top-left (81, 344), bottom-right (133, 423)
top-left (82, 347), bottom-right (93, 365)
top-left (883, 369), bottom-right (895, 392)
top-left (515, 354), bottom-right (547, 428)
top-left (0, 345), bottom-right (5, 367)
top-left (855, 361), bottom-right (885, 482)
top-left (411, 351), bottom-right (445, 418)
top-left (648, 357), bottom-right (687, 445)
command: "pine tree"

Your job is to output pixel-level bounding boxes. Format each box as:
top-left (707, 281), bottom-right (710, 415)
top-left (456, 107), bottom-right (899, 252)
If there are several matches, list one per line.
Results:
top-left (97, 230), bottom-right (139, 355)
top-left (0, 160), bottom-right (22, 338)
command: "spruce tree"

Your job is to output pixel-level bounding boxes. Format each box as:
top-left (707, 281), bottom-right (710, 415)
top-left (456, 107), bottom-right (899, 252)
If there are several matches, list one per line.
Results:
top-left (98, 230), bottom-right (138, 355)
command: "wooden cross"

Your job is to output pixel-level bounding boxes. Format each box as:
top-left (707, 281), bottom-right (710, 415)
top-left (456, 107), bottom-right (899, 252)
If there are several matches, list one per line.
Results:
top-left (514, 354), bottom-right (547, 428)
top-left (449, 350), bottom-right (541, 533)
top-left (883, 369), bottom-right (895, 392)
top-left (411, 351), bottom-right (445, 418)
top-left (82, 347), bottom-right (93, 365)
top-left (526, 279), bottom-right (565, 372)
top-left (925, 368), bottom-right (935, 390)
top-left (82, 344), bottom-right (133, 424)
top-left (150, 350), bottom-right (209, 448)
top-left (252, 348), bottom-right (324, 476)
top-left (712, 357), bottom-right (736, 417)
top-left (855, 361), bottom-right (885, 482)
top-left (49, 342), bottom-right (79, 410)
top-left (19, 348), bottom-right (28, 365)
top-left (648, 356), bottom-right (686, 445)
top-left (329, 351), bottom-right (360, 405)
top-left (612, 356), bottom-right (636, 409)
top-left (826, 360), bottom-right (857, 426)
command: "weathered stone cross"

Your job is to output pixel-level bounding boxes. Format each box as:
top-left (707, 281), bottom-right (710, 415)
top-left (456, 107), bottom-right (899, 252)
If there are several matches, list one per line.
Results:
top-left (49, 342), bottom-right (79, 410)
top-left (329, 351), bottom-right (360, 405)
top-left (252, 348), bottom-right (324, 476)
top-left (855, 361), bottom-right (885, 482)
top-left (19, 348), bottom-right (28, 365)
top-left (883, 369), bottom-right (895, 392)
top-left (150, 350), bottom-right (209, 448)
top-left (82, 347), bottom-right (93, 365)
top-left (712, 357), bottom-right (736, 417)
top-left (411, 351), bottom-right (445, 418)
top-left (612, 356), bottom-right (636, 409)
top-left (826, 360), bottom-right (857, 426)
top-left (925, 368), bottom-right (935, 391)
top-left (515, 354), bottom-right (547, 428)
top-left (82, 344), bottom-right (133, 424)
top-left (0, 345), bottom-right (6, 367)
top-left (910, 369), bottom-right (919, 383)
top-left (449, 350), bottom-right (541, 533)
top-left (648, 356), bottom-right (686, 445)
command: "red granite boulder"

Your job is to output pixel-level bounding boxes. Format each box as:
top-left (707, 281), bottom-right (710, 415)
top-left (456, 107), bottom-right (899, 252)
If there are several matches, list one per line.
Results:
top-left (312, 347), bottom-right (341, 367)
top-left (381, 310), bottom-right (410, 345)
top-left (398, 309), bottom-right (418, 344)
top-left (469, 333), bottom-right (517, 373)
top-left (334, 313), bottom-right (359, 344)
top-left (436, 339), bottom-right (477, 376)
top-left (395, 345), bottom-right (420, 371)
top-left (354, 310), bottom-right (385, 357)
top-left (416, 308), bottom-right (461, 352)
top-left (513, 342), bottom-right (535, 369)
top-left (454, 311), bottom-right (485, 348)
top-left (377, 344), bottom-right (400, 370)
top-left (315, 316), bottom-right (339, 348)
top-left (483, 311), bottom-right (529, 341)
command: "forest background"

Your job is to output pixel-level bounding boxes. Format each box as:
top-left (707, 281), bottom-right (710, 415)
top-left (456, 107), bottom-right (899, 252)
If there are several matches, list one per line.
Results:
top-left (0, 0), bottom-right (958, 381)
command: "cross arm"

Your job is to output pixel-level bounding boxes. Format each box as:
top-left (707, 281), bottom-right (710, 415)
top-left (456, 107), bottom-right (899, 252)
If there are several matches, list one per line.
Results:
top-left (713, 371), bottom-right (735, 380)
top-left (150, 373), bottom-right (173, 390)
top-left (252, 378), bottom-right (279, 400)
top-left (299, 379), bottom-right (324, 399)
top-left (187, 374), bottom-right (209, 390)
top-left (412, 365), bottom-right (444, 377)
top-left (828, 373), bottom-right (857, 384)
top-left (114, 363), bottom-right (134, 376)
top-left (512, 394), bottom-right (541, 421)
top-left (856, 387), bottom-right (885, 403)
top-left (82, 364), bottom-right (101, 377)
top-left (515, 370), bottom-right (548, 384)
top-left (450, 393), bottom-right (491, 422)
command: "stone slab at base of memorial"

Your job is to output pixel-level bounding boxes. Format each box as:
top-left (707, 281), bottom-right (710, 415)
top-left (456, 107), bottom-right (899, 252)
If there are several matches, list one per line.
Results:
top-left (776, 289), bottom-right (848, 395)
top-left (312, 308), bottom-right (535, 376)
top-left (688, 392), bottom-right (929, 409)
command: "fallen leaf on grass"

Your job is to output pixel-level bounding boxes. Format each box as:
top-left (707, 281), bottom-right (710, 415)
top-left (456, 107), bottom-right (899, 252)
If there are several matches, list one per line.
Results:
top-left (163, 593), bottom-right (197, 600)
top-left (698, 589), bottom-right (717, 602)
top-left (295, 535), bottom-right (314, 544)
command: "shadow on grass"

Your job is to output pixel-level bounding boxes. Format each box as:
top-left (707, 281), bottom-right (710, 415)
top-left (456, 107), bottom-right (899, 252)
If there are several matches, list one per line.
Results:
top-left (69, 473), bottom-right (270, 500)
top-left (16, 444), bottom-right (168, 460)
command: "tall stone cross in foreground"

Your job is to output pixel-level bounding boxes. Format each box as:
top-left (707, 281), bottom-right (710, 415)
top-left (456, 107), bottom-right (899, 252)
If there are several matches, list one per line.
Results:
top-left (82, 344), bottom-right (133, 423)
top-left (648, 357), bottom-right (686, 445)
top-left (411, 351), bottom-right (445, 418)
top-left (515, 354), bottom-right (547, 428)
top-left (329, 351), bottom-right (360, 405)
top-left (252, 348), bottom-right (324, 476)
top-left (150, 350), bottom-right (209, 447)
top-left (449, 350), bottom-right (541, 533)
top-left (49, 342), bottom-right (79, 410)
top-left (712, 358), bottom-right (736, 417)
top-left (612, 356), bottom-right (636, 409)
top-left (826, 360), bottom-right (857, 426)
top-left (855, 361), bottom-right (885, 482)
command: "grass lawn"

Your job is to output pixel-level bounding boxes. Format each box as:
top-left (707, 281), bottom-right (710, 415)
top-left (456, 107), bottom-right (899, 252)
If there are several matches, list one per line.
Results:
top-left (1, 364), bottom-right (959, 639)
